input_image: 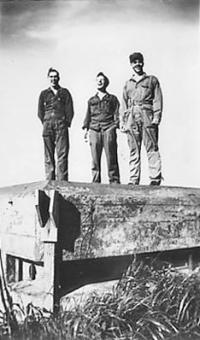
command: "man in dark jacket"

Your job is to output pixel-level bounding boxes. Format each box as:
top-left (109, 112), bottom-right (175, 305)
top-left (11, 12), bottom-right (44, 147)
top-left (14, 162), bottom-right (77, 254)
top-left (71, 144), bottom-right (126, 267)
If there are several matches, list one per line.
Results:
top-left (121, 52), bottom-right (163, 185)
top-left (38, 68), bottom-right (74, 181)
top-left (82, 72), bottom-right (120, 184)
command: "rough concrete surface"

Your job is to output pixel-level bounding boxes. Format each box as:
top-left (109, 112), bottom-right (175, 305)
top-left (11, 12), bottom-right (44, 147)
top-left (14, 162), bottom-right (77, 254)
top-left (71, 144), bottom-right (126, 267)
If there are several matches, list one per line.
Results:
top-left (1, 181), bottom-right (200, 311)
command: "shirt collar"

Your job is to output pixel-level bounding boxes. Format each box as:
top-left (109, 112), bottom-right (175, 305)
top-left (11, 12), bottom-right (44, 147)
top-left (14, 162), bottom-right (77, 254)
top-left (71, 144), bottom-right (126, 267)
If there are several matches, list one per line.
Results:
top-left (130, 72), bottom-right (147, 82)
top-left (48, 85), bottom-right (61, 93)
top-left (95, 91), bottom-right (109, 98)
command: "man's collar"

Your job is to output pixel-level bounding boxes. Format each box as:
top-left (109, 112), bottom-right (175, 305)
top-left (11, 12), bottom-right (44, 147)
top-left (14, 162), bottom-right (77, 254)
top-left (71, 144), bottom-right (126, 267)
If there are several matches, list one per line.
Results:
top-left (130, 72), bottom-right (147, 82)
top-left (96, 91), bottom-right (109, 97)
top-left (48, 85), bottom-right (61, 92)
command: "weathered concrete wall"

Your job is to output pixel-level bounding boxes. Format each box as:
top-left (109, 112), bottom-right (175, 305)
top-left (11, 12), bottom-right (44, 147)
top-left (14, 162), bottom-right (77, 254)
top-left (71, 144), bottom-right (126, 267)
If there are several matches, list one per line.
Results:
top-left (1, 181), bottom-right (200, 262)
top-left (0, 182), bottom-right (44, 262)
top-left (1, 181), bottom-right (200, 311)
top-left (52, 181), bottom-right (200, 259)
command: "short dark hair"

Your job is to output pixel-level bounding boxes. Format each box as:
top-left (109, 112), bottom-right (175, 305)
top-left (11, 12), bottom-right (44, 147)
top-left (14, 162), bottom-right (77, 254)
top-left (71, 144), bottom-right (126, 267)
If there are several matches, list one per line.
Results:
top-left (47, 67), bottom-right (60, 78)
top-left (97, 72), bottom-right (109, 88)
top-left (129, 52), bottom-right (144, 64)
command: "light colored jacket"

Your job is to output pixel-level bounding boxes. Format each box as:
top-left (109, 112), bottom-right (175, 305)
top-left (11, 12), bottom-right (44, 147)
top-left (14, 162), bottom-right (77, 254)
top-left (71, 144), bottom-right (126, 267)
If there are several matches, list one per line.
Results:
top-left (121, 73), bottom-right (163, 131)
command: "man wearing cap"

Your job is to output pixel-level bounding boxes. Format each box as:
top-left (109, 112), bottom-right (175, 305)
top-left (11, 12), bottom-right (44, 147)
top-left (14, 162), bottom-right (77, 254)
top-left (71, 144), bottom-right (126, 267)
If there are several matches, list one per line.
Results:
top-left (38, 68), bottom-right (74, 181)
top-left (82, 72), bottom-right (120, 184)
top-left (121, 52), bottom-right (163, 185)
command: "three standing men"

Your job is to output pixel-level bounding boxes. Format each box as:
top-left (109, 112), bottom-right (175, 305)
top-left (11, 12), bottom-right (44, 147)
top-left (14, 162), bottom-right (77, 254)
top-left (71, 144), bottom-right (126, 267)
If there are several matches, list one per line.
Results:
top-left (38, 53), bottom-right (163, 186)
top-left (38, 68), bottom-right (74, 181)
top-left (82, 72), bottom-right (120, 184)
top-left (121, 52), bottom-right (163, 185)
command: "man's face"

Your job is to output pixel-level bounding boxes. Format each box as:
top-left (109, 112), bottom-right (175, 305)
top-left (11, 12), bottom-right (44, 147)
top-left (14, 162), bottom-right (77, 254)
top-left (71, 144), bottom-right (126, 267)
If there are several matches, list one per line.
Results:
top-left (48, 71), bottom-right (59, 87)
top-left (96, 75), bottom-right (106, 91)
top-left (131, 59), bottom-right (144, 75)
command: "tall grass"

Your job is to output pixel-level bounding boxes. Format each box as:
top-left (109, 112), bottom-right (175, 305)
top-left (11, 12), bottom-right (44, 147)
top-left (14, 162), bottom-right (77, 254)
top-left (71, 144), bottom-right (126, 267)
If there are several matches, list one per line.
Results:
top-left (1, 260), bottom-right (200, 339)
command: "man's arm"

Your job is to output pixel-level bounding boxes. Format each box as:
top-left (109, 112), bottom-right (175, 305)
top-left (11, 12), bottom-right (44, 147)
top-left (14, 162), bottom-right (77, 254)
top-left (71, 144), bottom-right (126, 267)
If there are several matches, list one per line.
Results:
top-left (82, 100), bottom-right (91, 130)
top-left (65, 91), bottom-right (74, 127)
top-left (120, 84), bottom-right (131, 132)
top-left (113, 96), bottom-right (120, 129)
top-left (152, 77), bottom-right (163, 125)
top-left (121, 84), bottom-right (129, 115)
top-left (38, 91), bottom-right (45, 123)
top-left (82, 101), bottom-right (91, 143)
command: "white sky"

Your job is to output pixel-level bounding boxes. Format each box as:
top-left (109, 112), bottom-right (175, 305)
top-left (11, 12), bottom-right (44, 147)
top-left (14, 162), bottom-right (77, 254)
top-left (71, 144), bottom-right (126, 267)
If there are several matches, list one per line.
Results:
top-left (0, 0), bottom-right (199, 188)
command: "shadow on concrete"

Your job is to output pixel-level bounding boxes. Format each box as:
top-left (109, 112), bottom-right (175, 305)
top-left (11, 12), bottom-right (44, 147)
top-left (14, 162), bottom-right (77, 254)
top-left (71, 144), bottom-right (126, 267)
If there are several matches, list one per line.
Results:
top-left (60, 255), bottom-right (133, 294)
top-left (59, 246), bottom-right (200, 295)
top-left (57, 195), bottom-right (81, 252)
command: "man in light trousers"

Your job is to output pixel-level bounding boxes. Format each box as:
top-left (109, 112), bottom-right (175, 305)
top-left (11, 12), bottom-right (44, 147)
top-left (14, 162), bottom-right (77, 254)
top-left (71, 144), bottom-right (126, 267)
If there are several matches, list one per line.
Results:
top-left (121, 52), bottom-right (163, 185)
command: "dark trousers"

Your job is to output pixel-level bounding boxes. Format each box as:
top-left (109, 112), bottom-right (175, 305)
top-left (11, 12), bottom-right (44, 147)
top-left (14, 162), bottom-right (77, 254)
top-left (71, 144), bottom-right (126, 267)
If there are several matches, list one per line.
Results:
top-left (89, 127), bottom-right (120, 183)
top-left (43, 119), bottom-right (69, 181)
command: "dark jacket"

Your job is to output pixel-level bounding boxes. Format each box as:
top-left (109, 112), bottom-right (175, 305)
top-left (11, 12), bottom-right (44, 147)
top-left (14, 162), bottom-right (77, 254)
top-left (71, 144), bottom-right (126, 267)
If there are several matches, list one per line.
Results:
top-left (82, 93), bottom-right (120, 131)
top-left (38, 86), bottom-right (74, 126)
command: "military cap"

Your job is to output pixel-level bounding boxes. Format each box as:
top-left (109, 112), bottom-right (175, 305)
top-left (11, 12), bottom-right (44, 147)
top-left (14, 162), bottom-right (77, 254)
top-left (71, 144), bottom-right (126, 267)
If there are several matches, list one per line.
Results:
top-left (129, 52), bottom-right (144, 63)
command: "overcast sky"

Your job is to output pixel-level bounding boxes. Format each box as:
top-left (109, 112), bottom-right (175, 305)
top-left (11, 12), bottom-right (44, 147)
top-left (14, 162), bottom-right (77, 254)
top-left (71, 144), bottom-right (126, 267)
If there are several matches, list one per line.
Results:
top-left (0, 0), bottom-right (199, 188)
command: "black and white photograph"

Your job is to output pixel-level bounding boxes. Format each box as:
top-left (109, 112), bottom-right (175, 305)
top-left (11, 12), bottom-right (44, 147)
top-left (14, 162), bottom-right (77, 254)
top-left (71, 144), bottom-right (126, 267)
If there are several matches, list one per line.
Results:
top-left (0, 0), bottom-right (199, 339)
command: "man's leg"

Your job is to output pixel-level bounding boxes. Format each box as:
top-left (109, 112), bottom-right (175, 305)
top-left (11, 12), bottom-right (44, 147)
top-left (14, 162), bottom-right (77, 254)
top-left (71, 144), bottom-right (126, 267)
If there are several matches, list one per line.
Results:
top-left (103, 127), bottom-right (120, 184)
top-left (56, 122), bottom-right (69, 181)
top-left (143, 124), bottom-right (162, 185)
top-left (127, 123), bottom-right (142, 185)
top-left (89, 130), bottom-right (103, 183)
top-left (43, 135), bottom-right (56, 180)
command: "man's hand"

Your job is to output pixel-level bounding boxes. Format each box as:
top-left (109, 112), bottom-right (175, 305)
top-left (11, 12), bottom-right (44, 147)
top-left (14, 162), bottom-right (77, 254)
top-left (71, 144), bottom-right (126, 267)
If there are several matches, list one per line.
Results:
top-left (146, 122), bottom-right (159, 129)
top-left (66, 120), bottom-right (71, 127)
top-left (83, 130), bottom-right (89, 143)
top-left (120, 124), bottom-right (128, 133)
top-left (120, 119), bottom-right (130, 133)
top-left (151, 118), bottom-right (159, 126)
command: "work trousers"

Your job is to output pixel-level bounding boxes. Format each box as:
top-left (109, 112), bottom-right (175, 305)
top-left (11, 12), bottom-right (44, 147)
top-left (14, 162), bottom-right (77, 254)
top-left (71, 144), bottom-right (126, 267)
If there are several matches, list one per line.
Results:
top-left (42, 118), bottom-right (69, 181)
top-left (89, 127), bottom-right (120, 183)
top-left (127, 108), bottom-right (162, 185)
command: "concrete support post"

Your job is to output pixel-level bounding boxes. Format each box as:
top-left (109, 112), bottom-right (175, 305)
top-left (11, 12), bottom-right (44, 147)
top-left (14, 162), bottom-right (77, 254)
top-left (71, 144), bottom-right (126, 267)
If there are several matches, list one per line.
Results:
top-left (43, 242), bottom-right (61, 312)
top-left (0, 251), bottom-right (7, 281)
top-left (188, 254), bottom-right (194, 271)
top-left (40, 190), bottom-right (61, 312)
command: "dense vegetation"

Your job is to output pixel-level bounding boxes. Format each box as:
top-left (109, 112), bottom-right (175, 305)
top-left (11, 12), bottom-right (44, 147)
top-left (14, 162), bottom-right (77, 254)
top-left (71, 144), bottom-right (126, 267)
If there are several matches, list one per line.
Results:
top-left (1, 260), bottom-right (200, 339)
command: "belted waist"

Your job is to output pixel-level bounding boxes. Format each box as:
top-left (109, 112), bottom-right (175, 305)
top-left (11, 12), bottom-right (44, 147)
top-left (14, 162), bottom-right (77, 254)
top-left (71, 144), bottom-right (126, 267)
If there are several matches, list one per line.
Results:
top-left (132, 100), bottom-right (153, 106)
